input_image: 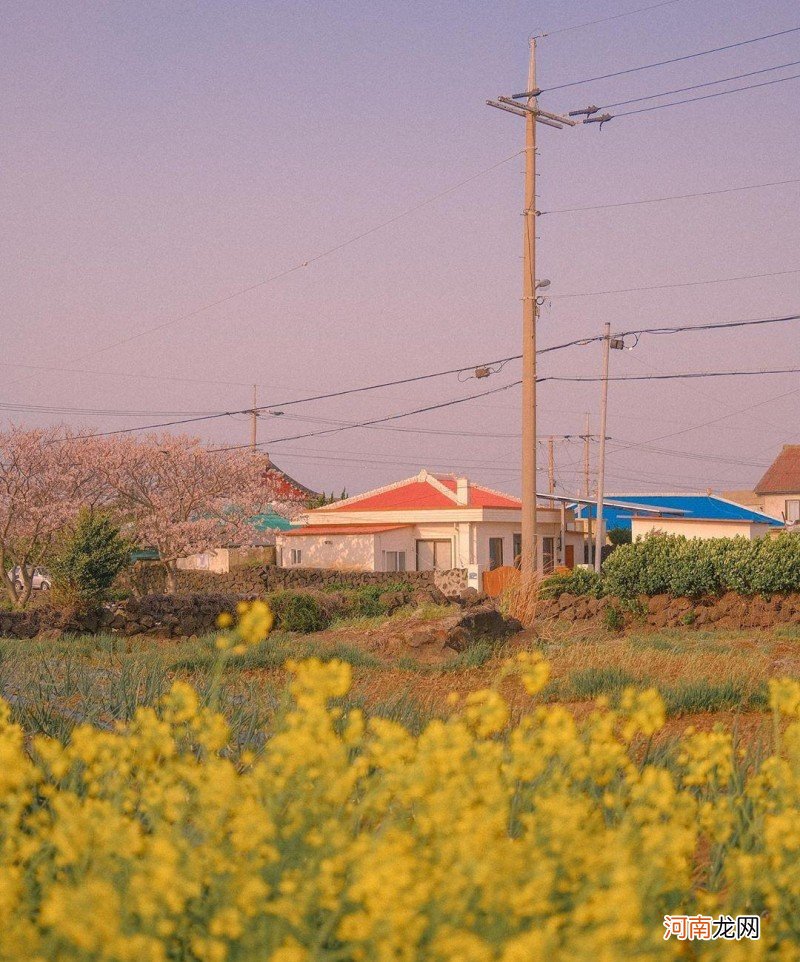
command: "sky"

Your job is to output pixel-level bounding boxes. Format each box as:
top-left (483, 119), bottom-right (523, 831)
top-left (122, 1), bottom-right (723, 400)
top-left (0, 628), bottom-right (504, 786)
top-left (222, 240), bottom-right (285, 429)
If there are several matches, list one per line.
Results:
top-left (3, 0), bottom-right (800, 499)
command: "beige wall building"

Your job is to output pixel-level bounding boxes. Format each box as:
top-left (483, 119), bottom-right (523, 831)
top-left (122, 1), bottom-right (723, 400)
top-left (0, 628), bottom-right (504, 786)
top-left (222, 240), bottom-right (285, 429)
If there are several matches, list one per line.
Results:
top-left (276, 470), bottom-right (586, 576)
top-left (631, 516), bottom-right (775, 542)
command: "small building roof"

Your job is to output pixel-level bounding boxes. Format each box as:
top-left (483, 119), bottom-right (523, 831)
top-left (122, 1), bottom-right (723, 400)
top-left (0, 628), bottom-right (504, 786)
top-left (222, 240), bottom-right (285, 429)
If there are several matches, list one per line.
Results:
top-left (572, 493), bottom-right (782, 529)
top-left (251, 511), bottom-right (294, 532)
top-left (754, 445), bottom-right (800, 495)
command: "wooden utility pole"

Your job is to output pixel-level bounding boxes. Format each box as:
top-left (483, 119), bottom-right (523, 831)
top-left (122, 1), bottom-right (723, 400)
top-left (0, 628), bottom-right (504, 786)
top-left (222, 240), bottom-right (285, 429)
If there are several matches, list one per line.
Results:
top-left (547, 436), bottom-right (555, 495)
top-left (583, 414), bottom-right (591, 498)
top-left (594, 324), bottom-right (611, 573)
top-left (486, 43), bottom-right (578, 573)
top-left (520, 38), bottom-right (538, 574)
top-left (250, 385), bottom-right (258, 454)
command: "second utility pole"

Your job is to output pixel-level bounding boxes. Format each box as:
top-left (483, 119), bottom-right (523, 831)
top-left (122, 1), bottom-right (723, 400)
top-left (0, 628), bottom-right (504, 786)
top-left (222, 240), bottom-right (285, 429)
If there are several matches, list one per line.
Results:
top-left (594, 324), bottom-right (611, 573)
top-left (520, 38), bottom-right (538, 575)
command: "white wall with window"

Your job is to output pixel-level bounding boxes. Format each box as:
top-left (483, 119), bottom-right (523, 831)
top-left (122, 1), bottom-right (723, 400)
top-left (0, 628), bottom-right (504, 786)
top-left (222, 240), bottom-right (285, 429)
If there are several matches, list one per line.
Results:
top-left (786, 499), bottom-right (800, 523)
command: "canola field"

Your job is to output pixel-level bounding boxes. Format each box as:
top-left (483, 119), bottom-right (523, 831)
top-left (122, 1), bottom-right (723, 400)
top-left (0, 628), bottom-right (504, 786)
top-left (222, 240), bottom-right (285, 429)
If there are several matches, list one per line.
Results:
top-left (1, 603), bottom-right (799, 960)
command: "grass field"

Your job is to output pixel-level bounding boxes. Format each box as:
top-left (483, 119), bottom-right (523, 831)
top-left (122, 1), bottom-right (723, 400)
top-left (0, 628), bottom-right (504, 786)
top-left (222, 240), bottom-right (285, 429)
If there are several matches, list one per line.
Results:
top-left (2, 611), bottom-right (798, 754)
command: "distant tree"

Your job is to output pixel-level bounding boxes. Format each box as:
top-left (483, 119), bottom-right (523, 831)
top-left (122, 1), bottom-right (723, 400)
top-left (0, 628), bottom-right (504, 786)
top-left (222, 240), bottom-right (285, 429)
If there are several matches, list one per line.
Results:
top-left (607, 527), bottom-right (632, 547)
top-left (0, 426), bottom-right (106, 608)
top-left (307, 489), bottom-right (348, 508)
top-left (97, 435), bottom-right (286, 593)
top-left (48, 510), bottom-right (131, 607)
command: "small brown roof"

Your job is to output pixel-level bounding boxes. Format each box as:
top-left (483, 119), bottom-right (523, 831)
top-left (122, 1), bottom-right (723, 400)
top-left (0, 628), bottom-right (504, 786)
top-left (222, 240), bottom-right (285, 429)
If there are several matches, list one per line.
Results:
top-left (755, 446), bottom-right (800, 495)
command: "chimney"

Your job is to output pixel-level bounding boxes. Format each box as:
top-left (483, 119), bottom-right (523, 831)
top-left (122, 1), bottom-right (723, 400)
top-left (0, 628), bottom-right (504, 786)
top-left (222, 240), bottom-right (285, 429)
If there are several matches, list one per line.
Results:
top-left (455, 477), bottom-right (469, 506)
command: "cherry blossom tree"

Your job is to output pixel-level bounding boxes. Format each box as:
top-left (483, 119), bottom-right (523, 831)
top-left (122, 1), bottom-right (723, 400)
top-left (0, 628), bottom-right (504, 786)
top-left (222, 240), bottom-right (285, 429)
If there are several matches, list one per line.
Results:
top-left (98, 434), bottom-right (295, 593)
top-left (0, 426), bottom-right (107, 607)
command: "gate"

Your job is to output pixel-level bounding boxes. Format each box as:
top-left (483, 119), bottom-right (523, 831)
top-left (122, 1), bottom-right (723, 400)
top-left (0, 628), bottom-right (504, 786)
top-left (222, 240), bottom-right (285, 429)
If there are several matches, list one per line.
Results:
top-left (482, 565), bottom-right (519, 598)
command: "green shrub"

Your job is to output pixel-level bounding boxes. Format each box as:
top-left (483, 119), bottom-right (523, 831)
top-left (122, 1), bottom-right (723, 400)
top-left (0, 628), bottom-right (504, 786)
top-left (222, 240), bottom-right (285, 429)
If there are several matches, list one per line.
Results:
top-left (539, 568), bottom-right (604, 599)
top-left (266, 591), bottom-right (332, 633)
top-left (607, 527), bottom-right (632, 547)
top-left (47, 510), bottom-right (130, 607)
top-left (602, 532), bottom-right (800, 599)
top-left (603, 605), bottom-right (625, 633)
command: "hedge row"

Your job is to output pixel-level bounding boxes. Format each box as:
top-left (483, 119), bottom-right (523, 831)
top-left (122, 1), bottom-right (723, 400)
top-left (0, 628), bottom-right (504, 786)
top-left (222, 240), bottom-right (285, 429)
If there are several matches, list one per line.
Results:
top-left (541, 533), bottom-right (800, 600)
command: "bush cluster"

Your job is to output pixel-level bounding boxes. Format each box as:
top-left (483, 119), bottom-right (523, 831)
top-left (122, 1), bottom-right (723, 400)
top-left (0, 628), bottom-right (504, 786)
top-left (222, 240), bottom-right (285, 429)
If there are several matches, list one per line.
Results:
top-left (539, 567), bottom-right (604, 599)
top-left (265, 583), bottom-right (416, 633)
top-left (602, 532), bottom-right (800, 599)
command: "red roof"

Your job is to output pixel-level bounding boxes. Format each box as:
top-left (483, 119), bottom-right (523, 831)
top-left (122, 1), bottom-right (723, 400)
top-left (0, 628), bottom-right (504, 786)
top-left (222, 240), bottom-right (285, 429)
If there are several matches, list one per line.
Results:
top-left (325, 473), bottom-right (521, 512)
top-left (755, 446), bottom-right (800, 494)
top-left (436, 477), bottom-right (521, 508)
top-left (283, 524), bottom-right (411, 537)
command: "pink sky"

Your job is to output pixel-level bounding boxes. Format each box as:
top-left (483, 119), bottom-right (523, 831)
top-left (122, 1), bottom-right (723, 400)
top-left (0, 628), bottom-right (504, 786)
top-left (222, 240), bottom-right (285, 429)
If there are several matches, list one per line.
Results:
top-left (3, 0), bottom-right (800, 499)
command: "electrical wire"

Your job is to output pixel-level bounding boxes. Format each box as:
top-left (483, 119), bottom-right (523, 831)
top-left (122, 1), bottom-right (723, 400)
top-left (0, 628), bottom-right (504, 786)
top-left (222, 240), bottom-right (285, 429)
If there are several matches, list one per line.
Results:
top-left (32, 314), bottom-right (800, 445)
top-left (209, 380), bottom-right (524, 454)
top-left (541, 176), bottom-right (800, 214)
top-left (551, 267), bottom-right (800, 299)
top-left (618, 312), bottom-right (800, 336)
top-left (614, 68), bottom-right (800, 117)
top-left (602, 57), bottom-right (800, 108)
top-left (47, 333), bottom-right (609, 443)
top-left (539, 24), bottom-right (800, 92)
top-left (9, 151), bottom-right (524, 388)
top-left (542, 367), bottom-right (800, 383)
top-left (541, 0), bottom-right (690, 38)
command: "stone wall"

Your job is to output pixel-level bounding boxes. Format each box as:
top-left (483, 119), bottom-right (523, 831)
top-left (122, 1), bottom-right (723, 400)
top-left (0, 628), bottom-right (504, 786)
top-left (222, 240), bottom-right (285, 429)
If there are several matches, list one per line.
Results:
top-left (261, 567), bottom-right (467, 597)
top-left (118, 563), bottom-right (268, 597)
top-left (538, 591), bottom-right (800, 630)
top-left (0, 594), bottom-right (247, 640)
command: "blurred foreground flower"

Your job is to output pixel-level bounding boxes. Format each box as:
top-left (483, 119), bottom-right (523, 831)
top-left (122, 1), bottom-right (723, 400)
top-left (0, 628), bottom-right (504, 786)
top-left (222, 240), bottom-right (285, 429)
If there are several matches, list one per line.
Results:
top-left (216, 600), bottom-right (274, 653)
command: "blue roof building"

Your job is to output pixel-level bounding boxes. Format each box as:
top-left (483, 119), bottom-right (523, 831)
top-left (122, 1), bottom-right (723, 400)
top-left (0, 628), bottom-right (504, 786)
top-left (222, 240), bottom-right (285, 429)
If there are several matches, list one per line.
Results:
top-left (570, 494), bottom-right (782, 531)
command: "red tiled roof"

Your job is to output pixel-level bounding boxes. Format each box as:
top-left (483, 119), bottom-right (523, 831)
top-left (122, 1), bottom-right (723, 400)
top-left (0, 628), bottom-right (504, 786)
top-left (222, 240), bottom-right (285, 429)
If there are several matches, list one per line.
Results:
top-left (283, 524), bottom-right (411, 537)
top-left (755, 446), bottom-right (800, 494)
top-left (435, 477), bottom-right (521, 508)
top-left (327, 475), bottom-right (521, 511)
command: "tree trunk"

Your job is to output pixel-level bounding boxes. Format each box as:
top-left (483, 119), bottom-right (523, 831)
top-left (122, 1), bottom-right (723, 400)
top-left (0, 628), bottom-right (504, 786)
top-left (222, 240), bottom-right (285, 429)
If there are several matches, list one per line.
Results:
top-left (164, 562), bottom-right (178, 595)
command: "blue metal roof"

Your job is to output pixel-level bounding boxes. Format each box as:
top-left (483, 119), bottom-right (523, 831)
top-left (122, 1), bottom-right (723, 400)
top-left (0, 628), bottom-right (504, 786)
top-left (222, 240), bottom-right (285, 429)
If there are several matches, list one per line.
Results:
top-left (571, 494), bottom-right (782, 530)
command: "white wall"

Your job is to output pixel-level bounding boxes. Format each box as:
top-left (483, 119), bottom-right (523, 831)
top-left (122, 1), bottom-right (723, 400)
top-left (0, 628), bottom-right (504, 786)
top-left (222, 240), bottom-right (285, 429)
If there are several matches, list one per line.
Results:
top-left (277, 533), bottom-right (376, 570)
top-left (630, 519), bottom-right (774, 541)
top-left (375, 528), bottom-right (416, 571)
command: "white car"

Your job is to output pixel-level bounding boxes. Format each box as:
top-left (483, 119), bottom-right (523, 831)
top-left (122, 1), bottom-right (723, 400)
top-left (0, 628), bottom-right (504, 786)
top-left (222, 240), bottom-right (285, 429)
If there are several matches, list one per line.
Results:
top-left (8, 566), bottom-right (52, 592)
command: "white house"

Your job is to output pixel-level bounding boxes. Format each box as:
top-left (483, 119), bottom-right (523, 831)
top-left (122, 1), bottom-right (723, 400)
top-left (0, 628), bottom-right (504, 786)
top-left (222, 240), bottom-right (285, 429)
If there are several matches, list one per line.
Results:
top-left (276, 469), bottom-right (585, 576)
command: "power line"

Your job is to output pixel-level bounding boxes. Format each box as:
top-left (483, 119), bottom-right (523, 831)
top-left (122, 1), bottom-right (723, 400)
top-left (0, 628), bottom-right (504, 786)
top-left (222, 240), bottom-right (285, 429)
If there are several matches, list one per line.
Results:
top-left (210, 380), bottom-right (524, 454)
top-left (602, 57), bottom-right (800, 108)
top-left (542, 176), bottom-right (800, 214)
top-left (34, 314), bottom-right (800, 445)
top-left (619, 312), bottom-right (800, 336)
top-left (615, 69), bottom-right (800, 117)
top-left (10, 151), bottom-right (524, 387)
top-left (46, 333), bottom-right (608, 443)
top-left (539, 24), bottom-right (800, 92)
top-left (541, 0), bottom-right (690, 38)
top-left (552, 267), bottom-right (800, 299)
top-left (543, 367), bottom-right (800, 383)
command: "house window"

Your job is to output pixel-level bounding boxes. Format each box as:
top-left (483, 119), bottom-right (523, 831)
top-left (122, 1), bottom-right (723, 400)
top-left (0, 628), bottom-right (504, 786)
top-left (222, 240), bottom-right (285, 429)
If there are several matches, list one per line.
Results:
top-left (290, 548), bottom-right (302, 565)
top-left (513, 533), bottom-right (522, 568)
top-left (786, 500), bottom-right (800, 522)
top-left (383, 550), bottom-right (406, 572)
top-left (543, 537), bottom-right (555, 574)
top-left (488, 537), bottom-right (504, 570)
top-left (416, 540), bottom-right (452, 571)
